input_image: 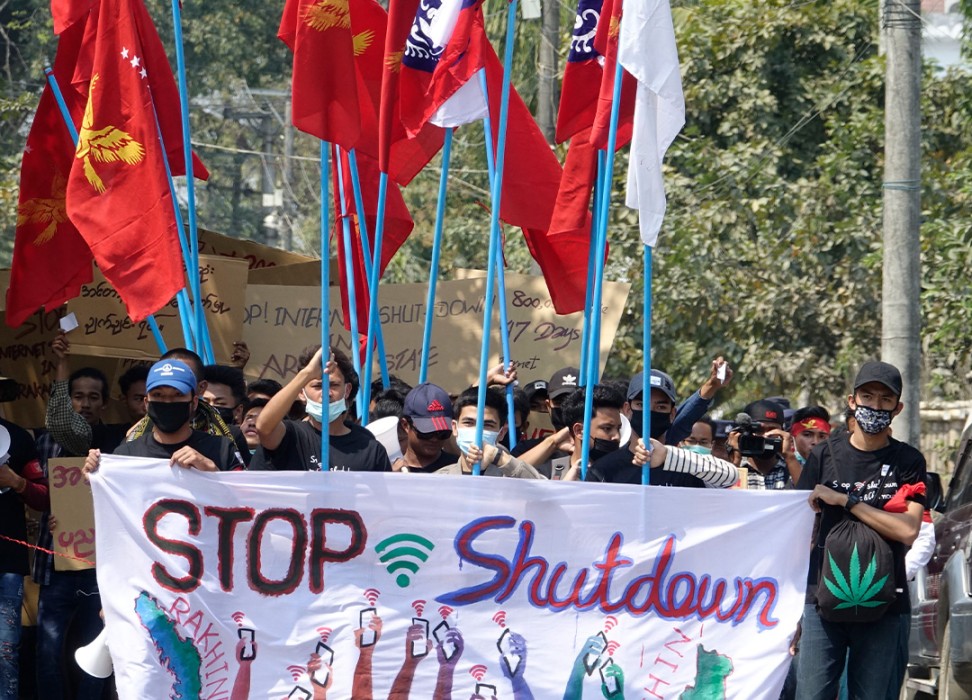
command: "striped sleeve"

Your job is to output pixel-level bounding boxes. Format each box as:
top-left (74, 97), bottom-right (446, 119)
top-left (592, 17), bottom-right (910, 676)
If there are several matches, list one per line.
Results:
top-left (662, 446), bottom-right (738, 488)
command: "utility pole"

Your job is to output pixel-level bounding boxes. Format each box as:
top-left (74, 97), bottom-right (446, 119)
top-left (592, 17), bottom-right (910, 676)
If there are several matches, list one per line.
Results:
top-left (537, 0), bottom-right (560, 143)
top-left (881, 0), bottom-right (922, 445)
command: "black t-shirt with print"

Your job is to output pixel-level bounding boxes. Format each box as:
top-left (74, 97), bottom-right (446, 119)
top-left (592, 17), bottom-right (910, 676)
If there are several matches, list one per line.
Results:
top-left (113, 430), bottom-right (245, 472)
top-left (796, 432), bottom-right (926, 613)
top-left (252, 420), bottom-right (392, 473)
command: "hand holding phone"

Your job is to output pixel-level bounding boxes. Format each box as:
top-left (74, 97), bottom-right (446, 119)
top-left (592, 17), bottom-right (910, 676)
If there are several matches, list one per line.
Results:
top-left (433, 620), bottom-right (460, 662)
top-left (409, 618), bottom-right (430, 658)
top-left (311, 642), bottom-right (333, 687)
top-left (600, 659), bottom-right (624, 697)
top-left (583, 631), bottom-right (608, 675)
top-left (237, 627), bottom-right (256, 661)
top-left (358, 607), bottom-right (378, 647)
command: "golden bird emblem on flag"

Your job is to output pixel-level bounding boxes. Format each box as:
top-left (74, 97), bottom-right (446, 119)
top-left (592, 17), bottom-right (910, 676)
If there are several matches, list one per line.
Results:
top-left (17, 171), bottom-right (69, 245)
top-left (609, 16), bottom-right (620, 39)
top-left (385, 50), bottom-right (404, 72)
top-left (302, 0), bottom-right (351, 31)
top-left (75, 74), bottom-right (145, 194)
top-left (353, 29), bottom-right (374, 56)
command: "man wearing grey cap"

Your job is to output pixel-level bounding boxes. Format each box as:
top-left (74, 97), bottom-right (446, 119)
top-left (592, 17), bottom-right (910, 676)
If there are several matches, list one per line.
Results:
top-left (795, 361), bottom-right (926, 699)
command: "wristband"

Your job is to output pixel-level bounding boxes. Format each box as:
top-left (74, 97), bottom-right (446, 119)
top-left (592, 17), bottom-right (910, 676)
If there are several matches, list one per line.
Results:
top-left (845, 492), bottom-right (861, 512)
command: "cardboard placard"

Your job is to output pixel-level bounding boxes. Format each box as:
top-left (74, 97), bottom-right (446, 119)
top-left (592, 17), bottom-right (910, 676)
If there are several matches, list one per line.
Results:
top-left (67, 255), bottom-right (248, 364)
top-left (246, 259), bottom-right (340, 287)
top-left (0, 307), bottom-right (64, 428)
top-left (48, 457), bottom-right (95, 571)
top-left (198, 228), bottom-right (315, 270)
top-left (242, 273), bottom-right (629, 390)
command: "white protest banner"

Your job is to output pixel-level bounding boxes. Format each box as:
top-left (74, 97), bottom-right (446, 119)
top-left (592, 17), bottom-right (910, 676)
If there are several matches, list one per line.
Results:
top-left (91, 457), bottom-right (813, 699)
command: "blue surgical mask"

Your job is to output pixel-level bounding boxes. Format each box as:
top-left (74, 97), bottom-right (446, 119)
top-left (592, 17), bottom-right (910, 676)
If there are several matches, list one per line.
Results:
top-left (305, 394), bottom-right (347, 423)
top-left (328, 398), bottom-right (347, 423)
top-left (683, 444), bottom-right (711, 456)
top-left (796, 451), bottom-right (806, 466)
top-left (304, 395), bottom-right (323, 422)
top-left (456, 426), bottom-right (500, 456)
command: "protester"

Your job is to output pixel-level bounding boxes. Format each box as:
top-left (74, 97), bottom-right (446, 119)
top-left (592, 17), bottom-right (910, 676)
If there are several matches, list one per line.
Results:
top-left (436, 387), bottom-right (543, 478)
top-left (240, 397), bottom-right (268, 455)
top-left (117, 364), bottom-right (149, 424)
top-left (399, 383), bottom-right (459, 473)
top-left (523, 379), bottom-right (548, 413)
top-left (727, 398), bottom-right (792, 490)
top-left (796, 361), bottom-right (926, 700)
top-left (0, 410), bottom-right (46, 700)
top-left (201, 364), bottom-right (252, 465)
top-left (678, 416), bottom-right (716, 454)
top-left (254, 346), bottom-right (391, 472)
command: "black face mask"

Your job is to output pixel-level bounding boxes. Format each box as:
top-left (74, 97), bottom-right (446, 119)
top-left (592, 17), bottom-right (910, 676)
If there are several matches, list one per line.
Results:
top-left (589, 437), bottom-right (621, 462)
top-left (213, 405), bottom-right (237, 426)
top-left (649, 411), bottom-right (672, 440)
top-left (147, 401), bottom-right (192, 433)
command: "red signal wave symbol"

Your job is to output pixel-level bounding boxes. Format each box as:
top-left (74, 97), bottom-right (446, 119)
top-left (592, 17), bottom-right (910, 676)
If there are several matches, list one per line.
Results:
top-left (411, 600), bottom-right (426, 617)
top-left (491, 611), bottom-right (507, 628)
top-left (604, 615), bottom-right (619, 632)
top-left (438, 605), bottom-right (453, 619)
top-left (469, 664), bottom-right (488, 681)
top-left (287, 665), bottom-right (304, 681)
top-left (363, 588), bottom-right (381, 606)
top-left (316, 627), bottom-right (332, 643)
top-left (231, 611), bottom-right (245, 626)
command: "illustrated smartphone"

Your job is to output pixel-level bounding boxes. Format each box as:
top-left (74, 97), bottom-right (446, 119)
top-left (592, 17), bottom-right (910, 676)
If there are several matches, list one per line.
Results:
top-left (600, 658), bottom-right (620, 696)
top-left (288, 687), bottom-right (311, 700)
top-left (584, 631), bottom-right (609, 675)
top-left (475, 682), bottom-right (497, 698)
top-left (359, 607), bottom-right (377, 647)
top-left (412, 617), bottom-right (430, 657)
top-left (433, 620), bottom-right (456, 660)
top-left (311, 641), bottom-right (333, 687)
top-left (497, 627), bottom-right (521, 677)
top-left (237, 627), bottom-right (255, 661)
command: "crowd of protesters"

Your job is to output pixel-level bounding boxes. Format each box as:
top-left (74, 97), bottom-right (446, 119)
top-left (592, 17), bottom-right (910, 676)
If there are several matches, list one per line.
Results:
top-left (0, 329), bottom-right (930, 700)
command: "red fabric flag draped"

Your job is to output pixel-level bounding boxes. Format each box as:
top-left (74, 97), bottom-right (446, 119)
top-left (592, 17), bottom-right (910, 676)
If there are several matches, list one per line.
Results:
top-left (555, 0), bottom-right (604, 144)
top-left (589, 0), bottom-right (635, 150)
top-left (7, 18), bottom-right (92, 327)
top-left (379, 0), bottom-right (444, 185)
top-left (279, 0), bottom-right (361, 149)
top-left (332, 149), bottom-right (413, 332)
top-left (64, 0), bottom-right (186, 322)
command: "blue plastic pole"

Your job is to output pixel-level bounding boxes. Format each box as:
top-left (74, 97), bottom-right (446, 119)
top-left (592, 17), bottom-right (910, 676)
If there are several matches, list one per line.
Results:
top-left (418, 127), bottom-right (454, 385)
top-left (579, 150), bottom-right (605, 388)
top-left (580, 59), bottom-right (625, 481)
top-left (346, 148), bottom-right (390, 420)
top-left (320, 141), bottom-right (331, 470)
top-left (473, 0), bottom-right (518, 475)
top-left (168, 0), bottom-right (213, 364)
top-left (362, 171), bottom-right (389, 424)
top-left (477, 70), bottom-right (517, 451)
top-left (641, 245), bottom-right (653, 485)
top-left (334, 146), bottom-right (364, 419)
top-left (44, 66), bottom-right (175, 355)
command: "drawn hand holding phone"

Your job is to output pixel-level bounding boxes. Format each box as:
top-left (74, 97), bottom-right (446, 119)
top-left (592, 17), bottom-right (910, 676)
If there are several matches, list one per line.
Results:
top-left (405, 622), bottom-right (431, 661)
top-left (434, 621), bottom-right (463, 664)
top-left (356, 608), bottom-right (382, 649)
top-left (310, 642), bottom-right (334, 688)
top-left (498, 628), bottom-right (528, 679)
top-left (582, 632), bottom-right (608, 676)
top-left (599, 659), bottom-right (624, 698)
top-left (237, 628), bottom-right (256, 661)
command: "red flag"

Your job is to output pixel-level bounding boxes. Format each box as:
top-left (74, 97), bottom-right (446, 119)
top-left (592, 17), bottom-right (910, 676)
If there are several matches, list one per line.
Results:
top-left (51, 0), bottom-right (97, 34)
top-left (379, 0), bottom-right (444, 185)
top-left (279, 0), bottom-right (361, 149)
top-left (6, 19), bottom-right (93, 327)
top-left (332, 149), bottom-right (413, 332)
top-left (589, 0), bottom-right (635, 150)
top-left (64, 0), bottom-right (186, 322)
top-left (555, 0), bottom-right (604, 143)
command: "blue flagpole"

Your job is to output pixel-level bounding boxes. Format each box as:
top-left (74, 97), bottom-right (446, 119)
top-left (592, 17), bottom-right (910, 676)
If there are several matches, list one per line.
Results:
top-left (473, 0), bottom-right (518, 475)
top-left (168, 0), bottom-right (213, 364)
top-left (477, 70), bottom-right (518, 450)
top-left (418, 127), bottom-right (454, 385)
top-left (346, 148), bottom-right (390, 423)
top-left (580, 59), bottom-right (625, 481)
top-left (363, 171), bottom-right (388, 424)
top-left (320, 141), bottom-right (331, 470)
top-left (44, 66), bottom-right (176, 355)
top-left (334, 146), bottom-right (364, 419)
top-left (641, 245), bottom-right (653, 485)
top-left (579, 150), bottom-right (605, 388)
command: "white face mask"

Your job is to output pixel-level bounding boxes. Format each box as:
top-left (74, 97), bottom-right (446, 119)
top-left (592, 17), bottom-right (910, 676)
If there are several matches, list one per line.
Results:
top-left (456, 426), bottom-right (500, 456)
top-left (304, 394), bottom-right (346, 423)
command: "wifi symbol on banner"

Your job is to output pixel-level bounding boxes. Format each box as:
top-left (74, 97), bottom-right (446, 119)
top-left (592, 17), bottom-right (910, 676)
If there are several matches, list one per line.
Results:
top-left (438, 605), bottom-right (454, 620)
top-left (287, 665), bottom-right (304, 681)
top-left (469, 664), bottom-right (488, 681)
top-left (412, 600), bottom-right (426, 616)
top-left (375, 533), bottom-right (436, 588)
top-left (316, 627), bottom-right (332, 643)
top-left (604, 615), bottom-right (619, 633)
top-left (492, 611), bottom-right (507, 628)
top-left (363, 588), bottom-right (381, 606)
top-left (606, 640), bottom-right (621, 656)
top-left (231, 611), bottom-right (246, 626)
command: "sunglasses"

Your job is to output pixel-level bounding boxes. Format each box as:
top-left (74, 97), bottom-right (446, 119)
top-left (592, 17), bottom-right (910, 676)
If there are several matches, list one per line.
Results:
top-left (415, 428), bottom-right (452, 441)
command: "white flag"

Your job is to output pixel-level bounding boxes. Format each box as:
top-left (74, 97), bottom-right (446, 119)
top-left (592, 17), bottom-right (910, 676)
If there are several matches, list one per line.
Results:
top-left (618, 0), bottom-right (685, 246)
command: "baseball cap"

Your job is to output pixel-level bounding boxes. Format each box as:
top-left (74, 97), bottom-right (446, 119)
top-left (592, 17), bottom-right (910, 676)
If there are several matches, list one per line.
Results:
top-left (627, 370), bottom-right (677, 404)
top-left (853, 361), bottom-right (903, 398)
top-left (146, 360), bottom-right (197, 395)
top-left (548, 367), bottom-right (580, 399)
top-left (403, 383), bottom-right (454, 432)
top-left (523, 380), bottom-right (548, 403)
top-left (743, 399), bottom-right (786, 426)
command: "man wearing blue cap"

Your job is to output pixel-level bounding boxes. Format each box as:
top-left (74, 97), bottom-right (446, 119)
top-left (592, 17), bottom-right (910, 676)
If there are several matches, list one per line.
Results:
top-left (85, 359), bottom-right (245, 473)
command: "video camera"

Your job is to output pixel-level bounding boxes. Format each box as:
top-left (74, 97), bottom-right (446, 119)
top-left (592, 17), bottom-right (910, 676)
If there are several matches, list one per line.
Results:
top-left (732, 413), bottom-right (783, 457)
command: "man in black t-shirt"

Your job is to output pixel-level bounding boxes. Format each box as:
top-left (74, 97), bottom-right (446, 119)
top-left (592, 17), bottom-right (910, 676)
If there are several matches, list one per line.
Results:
top-left (795, 361), bottom-right (926, 700)
top-left (254, 345), bottom-right (390, 472)
top-left (84, 359), bottom-right (245, 475)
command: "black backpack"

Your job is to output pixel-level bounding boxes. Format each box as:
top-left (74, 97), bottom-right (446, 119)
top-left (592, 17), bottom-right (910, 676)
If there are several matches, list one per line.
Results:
top-left (815, 440), bottom-right (898, 623)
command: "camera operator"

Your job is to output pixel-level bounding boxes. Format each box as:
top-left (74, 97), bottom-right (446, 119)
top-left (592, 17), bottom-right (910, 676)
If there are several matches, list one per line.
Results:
top-left (727, 399), bottom-right (793, 489)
